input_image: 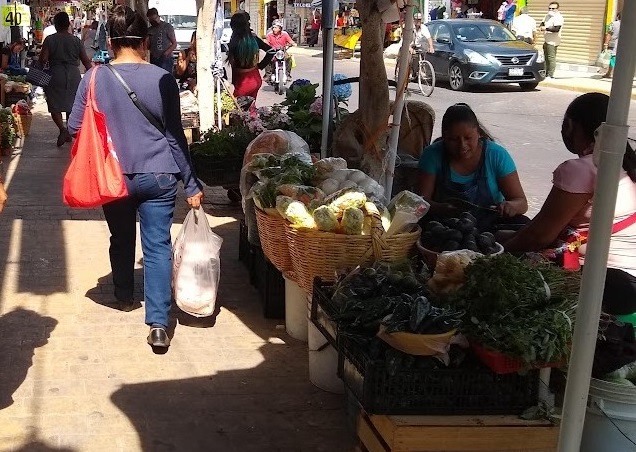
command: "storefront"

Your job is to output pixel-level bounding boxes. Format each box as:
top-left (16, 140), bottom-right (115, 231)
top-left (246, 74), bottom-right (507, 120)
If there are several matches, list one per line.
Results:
top-left (527, 0), bottom-right (607, 65)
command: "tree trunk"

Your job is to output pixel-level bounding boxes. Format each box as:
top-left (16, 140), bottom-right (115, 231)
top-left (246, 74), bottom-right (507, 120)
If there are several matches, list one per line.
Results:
top-left (196, 0), bottom-right (217, 133)
top-left (132, 0), bottom-right (147, 16)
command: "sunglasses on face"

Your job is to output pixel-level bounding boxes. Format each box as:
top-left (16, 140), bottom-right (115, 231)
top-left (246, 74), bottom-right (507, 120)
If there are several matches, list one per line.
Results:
top-left (548, 7), bottom-right (557, 10)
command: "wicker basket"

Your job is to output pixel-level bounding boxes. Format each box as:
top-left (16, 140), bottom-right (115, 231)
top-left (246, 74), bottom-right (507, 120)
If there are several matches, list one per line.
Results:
top-left (13, 114), bottom-right (32, 137)
top-left (285, 221), bottom-right (421, 293)
top-left (255, 207), bottom-right (293, 273)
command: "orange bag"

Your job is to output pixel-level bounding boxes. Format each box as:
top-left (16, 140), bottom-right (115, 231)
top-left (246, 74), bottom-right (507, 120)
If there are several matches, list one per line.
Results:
top-left (62, 68), bottom-right (128, 208)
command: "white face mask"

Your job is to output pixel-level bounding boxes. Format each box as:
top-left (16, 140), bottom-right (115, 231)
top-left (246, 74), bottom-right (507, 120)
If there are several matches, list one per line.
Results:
top-left (548, 10), bottom-right (556, 16)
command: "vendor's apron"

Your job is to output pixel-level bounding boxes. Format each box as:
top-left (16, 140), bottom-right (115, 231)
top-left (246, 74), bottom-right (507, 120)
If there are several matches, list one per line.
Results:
top-left (434, 142), bottom-right (499, 230)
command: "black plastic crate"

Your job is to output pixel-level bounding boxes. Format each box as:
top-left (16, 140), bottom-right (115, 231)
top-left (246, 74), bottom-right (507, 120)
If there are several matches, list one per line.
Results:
top-left (310, 278), bottom-right (338, 348)
top-left (191, 155), bottom-right (242, 188)
top-left (252, 246), bottom-right (285, 319)
top-left (339, 336), bottom-right (540, 416)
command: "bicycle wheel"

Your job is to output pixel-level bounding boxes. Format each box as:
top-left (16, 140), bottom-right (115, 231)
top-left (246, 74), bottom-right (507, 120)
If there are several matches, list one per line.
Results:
top-left (418, 59), bottom-right (435, 97)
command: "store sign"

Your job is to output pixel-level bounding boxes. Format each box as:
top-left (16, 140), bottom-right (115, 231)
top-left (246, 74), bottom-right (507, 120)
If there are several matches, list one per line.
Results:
top-left (2, 4), bottom-right (31, 27)
top-left (294, 3), bottom-right (312, 7)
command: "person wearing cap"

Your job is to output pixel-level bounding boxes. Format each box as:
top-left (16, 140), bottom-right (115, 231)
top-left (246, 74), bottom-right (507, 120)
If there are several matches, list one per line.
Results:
top-left (265, 19), bottom-right (296, 80)
top-left (410, 13), bottom-right (434, 81)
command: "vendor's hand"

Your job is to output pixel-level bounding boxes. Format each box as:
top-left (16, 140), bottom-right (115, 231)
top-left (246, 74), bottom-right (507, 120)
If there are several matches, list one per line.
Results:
top-left (187, 191), bottom-right (204, 209)
top-left (496, 201), bottom-right (518, 218)
top-left (0, 183), bottom-right (7, 213)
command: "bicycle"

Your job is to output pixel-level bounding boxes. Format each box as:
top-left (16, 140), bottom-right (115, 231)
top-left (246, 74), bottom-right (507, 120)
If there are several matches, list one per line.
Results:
top-left (394, 48), bottom-right (435, 97)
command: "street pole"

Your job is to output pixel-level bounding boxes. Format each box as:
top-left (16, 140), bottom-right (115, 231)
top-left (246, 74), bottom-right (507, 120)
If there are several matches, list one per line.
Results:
top-left (383, 2), bottom-right (415, 200)
top-left (320, 0), bottom-right (335, 158)
top-left (557, 0), bottom-right (636, 450)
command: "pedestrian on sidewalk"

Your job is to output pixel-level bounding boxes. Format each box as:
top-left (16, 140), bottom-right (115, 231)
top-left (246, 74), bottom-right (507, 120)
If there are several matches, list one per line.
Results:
top-left (540, 2), bottom-right (564, 78)
top-left (39, 12), bottom-right (93, 147)
top-left (146, 8), bottom-right (177, 74)
top-left (603, 12), bottom-right (621, 79)
top-left (512, 7), bottom-right (537, 44)
top-left (68, 6), bottom-right (204, 349)
top-left (503, 0), bottom-right (517, 31)
top-left (308, 9), bottom-right (321, 47)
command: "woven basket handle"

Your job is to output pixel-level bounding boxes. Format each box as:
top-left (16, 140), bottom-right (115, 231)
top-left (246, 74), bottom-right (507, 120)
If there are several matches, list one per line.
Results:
top-left (361, 212), bottom-right (389, 261)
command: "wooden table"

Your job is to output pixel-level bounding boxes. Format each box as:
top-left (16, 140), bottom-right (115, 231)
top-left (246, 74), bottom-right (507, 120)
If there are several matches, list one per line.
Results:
top-left (357, 411), bottom-right (559, 452)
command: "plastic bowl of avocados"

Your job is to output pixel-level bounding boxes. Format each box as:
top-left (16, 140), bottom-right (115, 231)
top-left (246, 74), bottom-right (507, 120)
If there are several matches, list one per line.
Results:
top-left (417, 212), bottom-right (504, 267)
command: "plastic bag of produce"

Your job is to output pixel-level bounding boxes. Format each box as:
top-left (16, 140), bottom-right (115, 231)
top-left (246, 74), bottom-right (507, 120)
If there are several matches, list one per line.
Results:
top-left (243, 130), bottom-right (311, 166)
top-left (172, 208), bottom-right (223, 317)
top-left (428, 250), bottom-right (482, 294)
top-left (323, 169), bottom-right (385, 201)
top-left (386, 191), bottom-right (430, 237)
top-left (278, 184), bottom-right (325, 206)
top-left (314, 157), bottom-right (347, 180)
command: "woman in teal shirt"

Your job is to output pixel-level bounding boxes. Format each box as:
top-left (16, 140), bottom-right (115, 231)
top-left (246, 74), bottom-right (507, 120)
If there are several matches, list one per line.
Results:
top-left (418, 103), bottom-right (528, 228)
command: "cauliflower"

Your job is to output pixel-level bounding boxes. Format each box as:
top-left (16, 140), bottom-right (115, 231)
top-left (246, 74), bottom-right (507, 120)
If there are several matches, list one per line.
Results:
top-left (284, 201), bottom-right (316, 229)
top-left (328, 191), bottom-right (367, 219)
top-left (275, 195), bottom-right (294, 218)
top-left (341, 207), bottom-right (364, 235)
top-left (313, 205), bottom-right (339, 232)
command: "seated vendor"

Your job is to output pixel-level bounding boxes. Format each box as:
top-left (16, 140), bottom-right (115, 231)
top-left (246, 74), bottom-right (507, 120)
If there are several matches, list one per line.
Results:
top-left (1, 39), bottom-right (28, 76)
top-left (418, 103), bottom-right (528, 230)
top-left (503, 92), bottom-right (636, 316)
top-left (176, 31), bottom-right (197, 93)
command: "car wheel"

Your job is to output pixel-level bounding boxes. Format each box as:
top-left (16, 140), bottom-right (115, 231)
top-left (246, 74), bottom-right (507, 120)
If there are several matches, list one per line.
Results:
top-left (519, 82), bottom-right (539, 91)
top-left (449, 64), bottom-right (465, 91)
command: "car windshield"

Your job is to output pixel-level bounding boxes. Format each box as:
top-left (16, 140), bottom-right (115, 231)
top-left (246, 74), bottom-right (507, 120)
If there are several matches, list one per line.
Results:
top-left (452, 23), bottom-right (515, 42)
top-left (161, 15), bottom-right (197, 29)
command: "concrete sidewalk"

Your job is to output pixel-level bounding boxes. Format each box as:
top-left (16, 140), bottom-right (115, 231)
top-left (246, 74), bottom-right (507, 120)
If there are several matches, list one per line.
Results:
top-left (0, 104), bottom-right (353, 451)
top-left (292, 45), bottom-right (636, 99)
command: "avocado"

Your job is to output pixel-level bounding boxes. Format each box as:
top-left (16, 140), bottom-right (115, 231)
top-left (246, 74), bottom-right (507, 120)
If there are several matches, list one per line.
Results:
top-left (446, 229), bottom-right (463, 242)
top-left (457, 217), bottom-right (475, 233)
top-left (445, 218), bottom-right (461, 229)
top-left (424, 220), bottom-right (444, 232)
top-left (461, 212), bottom-right (477, 223)
top-left (444, 240), bottom-right (460, 251)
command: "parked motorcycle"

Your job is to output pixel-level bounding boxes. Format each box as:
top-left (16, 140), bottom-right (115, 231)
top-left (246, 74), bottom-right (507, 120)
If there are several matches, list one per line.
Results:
top-left (267, 46), bottom-right (291, 95)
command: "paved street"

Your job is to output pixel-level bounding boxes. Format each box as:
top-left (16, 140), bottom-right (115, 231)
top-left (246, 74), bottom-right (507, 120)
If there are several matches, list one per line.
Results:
top-left (271, 51), bottom-right (636, 213)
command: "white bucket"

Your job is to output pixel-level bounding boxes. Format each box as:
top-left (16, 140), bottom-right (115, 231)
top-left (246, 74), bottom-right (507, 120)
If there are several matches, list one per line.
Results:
top-left (581, 378), bottom-right (636, 451)
top-left (284, 277), bottom-right (308, 342)
top-left (308, 318), bottom-right (344, 394)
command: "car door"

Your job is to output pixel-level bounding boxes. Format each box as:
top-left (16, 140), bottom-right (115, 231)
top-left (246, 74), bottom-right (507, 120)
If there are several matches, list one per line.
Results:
top-left (429, 23), bottom-right (453, 78)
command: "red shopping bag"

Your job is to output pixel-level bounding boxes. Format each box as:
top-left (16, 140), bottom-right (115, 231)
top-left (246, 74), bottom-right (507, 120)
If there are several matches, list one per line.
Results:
top-left (63, 67), bottom-right (127, 208)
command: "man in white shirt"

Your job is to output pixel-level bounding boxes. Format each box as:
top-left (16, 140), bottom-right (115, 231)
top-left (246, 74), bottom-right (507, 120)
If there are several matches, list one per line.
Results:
top-left (540, 1), bottom-right (564, 78)
top-left (512, 7), bottom-right (536, 44)
top-left (411, 13), bottom-right (434, 79)
top-left (42, 18), bottom-right (56, 42)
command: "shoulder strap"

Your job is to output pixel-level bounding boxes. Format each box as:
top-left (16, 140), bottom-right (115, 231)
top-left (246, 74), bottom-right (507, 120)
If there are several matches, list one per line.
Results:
top-left (105, 64), bottom-right (166, 135)
top-left (579, 211), bottom-right (636, 244)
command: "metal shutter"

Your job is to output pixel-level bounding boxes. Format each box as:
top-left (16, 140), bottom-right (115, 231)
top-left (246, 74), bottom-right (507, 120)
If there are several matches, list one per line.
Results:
top-left (528, 0), bottom-right (607, 65)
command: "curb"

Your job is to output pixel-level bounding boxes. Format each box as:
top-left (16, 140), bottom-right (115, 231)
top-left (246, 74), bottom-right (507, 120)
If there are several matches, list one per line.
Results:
top-left (540, 79), bottom-right (636, 100)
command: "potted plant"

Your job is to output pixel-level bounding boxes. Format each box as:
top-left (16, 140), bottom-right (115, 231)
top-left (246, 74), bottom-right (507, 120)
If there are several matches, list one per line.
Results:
top-left (0, 108), bottom-right (17, 154)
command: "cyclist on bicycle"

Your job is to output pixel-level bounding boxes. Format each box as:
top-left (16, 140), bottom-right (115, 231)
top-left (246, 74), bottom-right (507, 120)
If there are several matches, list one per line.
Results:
top-left (411, 13), bottom-right (434, 80)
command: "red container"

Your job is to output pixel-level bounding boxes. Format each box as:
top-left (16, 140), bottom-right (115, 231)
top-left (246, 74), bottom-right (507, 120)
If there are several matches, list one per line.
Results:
top-left (470, 342), bottom-right (565, 375)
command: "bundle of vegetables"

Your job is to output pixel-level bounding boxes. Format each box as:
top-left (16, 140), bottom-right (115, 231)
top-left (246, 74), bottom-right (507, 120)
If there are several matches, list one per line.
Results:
top-left (421, 213), bottom-right (498, 254)
top-left (329, 261), bottom-right (430, 336)
top-left (382, 295), bottom-right (463, 335)
top-left (279, 188), bottom-right (427, 236)
top-left (441, 254), bottom-right (579, 365)
top-left (248, 153), bottom-right (318, 209)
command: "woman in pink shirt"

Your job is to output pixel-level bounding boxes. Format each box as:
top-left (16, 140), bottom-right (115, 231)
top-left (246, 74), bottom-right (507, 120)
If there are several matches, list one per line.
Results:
top-left (504, 93), bottom-right (636, 315)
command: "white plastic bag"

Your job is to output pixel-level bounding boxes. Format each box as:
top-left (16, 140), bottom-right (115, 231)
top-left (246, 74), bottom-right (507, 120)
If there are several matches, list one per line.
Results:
top-left (172, 208), bottom-right (223, 317)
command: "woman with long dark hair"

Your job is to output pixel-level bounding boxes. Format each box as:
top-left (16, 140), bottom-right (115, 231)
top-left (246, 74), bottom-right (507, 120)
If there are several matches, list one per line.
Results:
top-left (68, 6), bottom-right (203, 349)
top-left (227, 12), bottom-right (272, 101)
top-left (504, 92), bottom-right (636, 315)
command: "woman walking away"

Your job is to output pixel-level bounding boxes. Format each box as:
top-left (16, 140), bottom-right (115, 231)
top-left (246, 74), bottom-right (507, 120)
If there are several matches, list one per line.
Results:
top-left (227, 12), bottom-right (272, 102)
top-left (68, 6), bottom-right (204, 350)
top-left (40, 12), bottom-right (92, 147)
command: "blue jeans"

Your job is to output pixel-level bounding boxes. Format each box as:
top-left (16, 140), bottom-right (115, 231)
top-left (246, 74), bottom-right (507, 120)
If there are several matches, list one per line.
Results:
top-left (102, 173), bottom-right (178, 328)
top-left (151, 55), bottom-right (174, 74)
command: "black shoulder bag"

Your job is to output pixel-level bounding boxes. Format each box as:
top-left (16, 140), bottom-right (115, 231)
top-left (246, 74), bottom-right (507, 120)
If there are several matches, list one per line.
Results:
top-left (105, 64), bottom-right (166, 135)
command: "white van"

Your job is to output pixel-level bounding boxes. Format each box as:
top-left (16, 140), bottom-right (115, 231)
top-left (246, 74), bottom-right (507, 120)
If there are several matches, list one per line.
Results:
top-left (147, 0), bottom-right (197, 58)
